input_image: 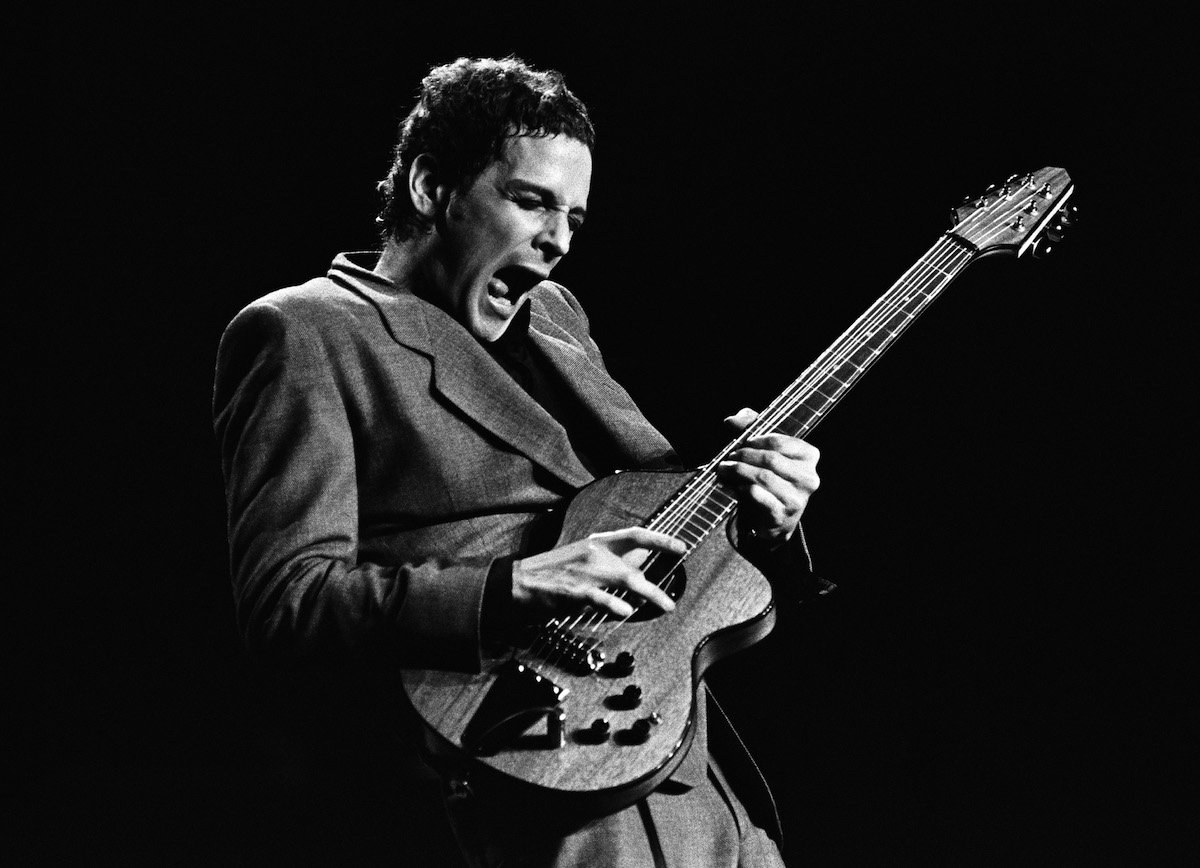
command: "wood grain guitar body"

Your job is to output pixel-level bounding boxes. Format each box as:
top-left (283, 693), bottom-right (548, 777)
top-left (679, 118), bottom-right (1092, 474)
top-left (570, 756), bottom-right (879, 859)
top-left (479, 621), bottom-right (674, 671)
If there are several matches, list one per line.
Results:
top-left (401, 468), bottom-right (775, 817)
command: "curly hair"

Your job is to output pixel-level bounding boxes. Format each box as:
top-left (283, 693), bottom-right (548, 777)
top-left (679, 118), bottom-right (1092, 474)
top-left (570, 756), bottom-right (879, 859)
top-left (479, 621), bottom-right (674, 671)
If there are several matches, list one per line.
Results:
top-left (375, 56), bottom-right (596, 241)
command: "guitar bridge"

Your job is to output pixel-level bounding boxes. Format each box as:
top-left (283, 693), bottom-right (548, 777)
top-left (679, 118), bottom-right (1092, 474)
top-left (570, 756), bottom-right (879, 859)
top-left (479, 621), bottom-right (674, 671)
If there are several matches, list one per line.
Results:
top-left (461, 659), bottom-right (568, 755)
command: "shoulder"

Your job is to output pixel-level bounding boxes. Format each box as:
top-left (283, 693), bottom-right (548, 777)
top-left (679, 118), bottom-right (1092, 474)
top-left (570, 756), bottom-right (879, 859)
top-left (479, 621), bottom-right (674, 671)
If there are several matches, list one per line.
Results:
top-left (215, 277), bottom-right (367, 391)
top-left (220, 274), bottom-right (391, 358)
top-left (229, 276), bottom-right (368, 333)
top-left (527, 280), bottom-right (592, 339)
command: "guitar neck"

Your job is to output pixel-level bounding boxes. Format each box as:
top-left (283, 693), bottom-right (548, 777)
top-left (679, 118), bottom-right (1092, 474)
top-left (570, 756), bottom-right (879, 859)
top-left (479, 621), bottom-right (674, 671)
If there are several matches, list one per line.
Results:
top-left (646, 234), bottom-right (977, 552)
top-left (740, 234), bottom-right (975, 444)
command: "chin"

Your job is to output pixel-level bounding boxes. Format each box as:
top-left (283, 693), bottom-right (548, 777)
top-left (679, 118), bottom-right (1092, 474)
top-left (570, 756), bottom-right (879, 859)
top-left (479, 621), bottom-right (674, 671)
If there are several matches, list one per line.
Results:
top-left (471, 304), bottom-right (520, 342)
top-left (471, 316), bottom-right (510, 343)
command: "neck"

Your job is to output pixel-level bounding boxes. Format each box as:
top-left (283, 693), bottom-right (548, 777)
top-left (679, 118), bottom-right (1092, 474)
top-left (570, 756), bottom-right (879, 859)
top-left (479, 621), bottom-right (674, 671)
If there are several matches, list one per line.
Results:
top-left (375, 233), bottom-right (460, 326)
top-left (373, 234), bottom-right (430, 291)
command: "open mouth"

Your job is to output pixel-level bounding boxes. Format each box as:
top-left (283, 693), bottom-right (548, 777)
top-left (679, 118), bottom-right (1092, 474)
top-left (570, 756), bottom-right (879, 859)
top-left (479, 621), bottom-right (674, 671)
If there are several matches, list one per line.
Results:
top-left (488, 265), bottom-right (544, 304)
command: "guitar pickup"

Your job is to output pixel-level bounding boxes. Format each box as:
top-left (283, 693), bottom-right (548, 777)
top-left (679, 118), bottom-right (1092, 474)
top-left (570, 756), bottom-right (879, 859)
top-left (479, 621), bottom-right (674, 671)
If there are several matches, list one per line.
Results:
top-left (532, 620), bottom-right (606, 673)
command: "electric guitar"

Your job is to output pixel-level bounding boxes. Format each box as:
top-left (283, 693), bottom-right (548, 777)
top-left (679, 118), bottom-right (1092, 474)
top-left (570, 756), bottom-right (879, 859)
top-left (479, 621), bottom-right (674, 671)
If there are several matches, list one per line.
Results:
top-left (401, 166), bottom-right (1077, 817)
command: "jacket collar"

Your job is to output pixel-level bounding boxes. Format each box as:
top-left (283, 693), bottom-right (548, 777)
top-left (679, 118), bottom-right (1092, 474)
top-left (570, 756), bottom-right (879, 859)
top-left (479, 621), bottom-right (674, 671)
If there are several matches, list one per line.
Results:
top-left (327, 252), bottom-right (606, 488)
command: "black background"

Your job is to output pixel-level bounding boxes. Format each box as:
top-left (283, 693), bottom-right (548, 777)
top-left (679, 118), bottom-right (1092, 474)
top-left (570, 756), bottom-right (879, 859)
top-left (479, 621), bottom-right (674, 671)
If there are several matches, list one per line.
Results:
top-left (16, 4), bottom-right (1193, 864)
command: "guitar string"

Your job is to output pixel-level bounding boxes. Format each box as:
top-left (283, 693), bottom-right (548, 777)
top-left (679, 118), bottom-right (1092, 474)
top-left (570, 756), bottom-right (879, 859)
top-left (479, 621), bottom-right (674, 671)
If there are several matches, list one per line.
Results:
top-left (556, 235), bottom-right (975, 652)
top-left (632, 183), bottom-right (1048, 593)
top-left (590, 243), bottom-right (973, 640)
top-left (557, 235), bottom-right (975, 657)
top-left (525, 182), bottom-right (1048, 671)
top-left (627, 181), bottom-right (1049, 595)
top-left (541, 235), bottom-right (976, 658)
top-left (645, 239), bottom-right (973, 557)
top-left (532, 225), bottom-right (995, 669)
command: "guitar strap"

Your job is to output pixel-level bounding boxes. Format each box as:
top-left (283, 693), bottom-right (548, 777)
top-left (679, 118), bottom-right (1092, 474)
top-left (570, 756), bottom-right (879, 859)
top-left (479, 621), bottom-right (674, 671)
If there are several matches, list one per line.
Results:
top-left (635, 798), bottom-right (669, 868)
top-left (707, 687), bottom-right (785, 847)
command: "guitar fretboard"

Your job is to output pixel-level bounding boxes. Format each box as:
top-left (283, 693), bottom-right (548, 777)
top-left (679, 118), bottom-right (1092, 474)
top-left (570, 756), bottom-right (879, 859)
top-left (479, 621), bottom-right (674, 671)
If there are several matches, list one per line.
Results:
top-left (646, 235), bottom-right (976, 552)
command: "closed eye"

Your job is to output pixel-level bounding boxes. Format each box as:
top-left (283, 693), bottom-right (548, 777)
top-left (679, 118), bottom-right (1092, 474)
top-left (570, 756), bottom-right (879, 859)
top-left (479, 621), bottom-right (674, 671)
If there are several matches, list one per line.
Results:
top-left (509, 190), bottom-right (585, 233)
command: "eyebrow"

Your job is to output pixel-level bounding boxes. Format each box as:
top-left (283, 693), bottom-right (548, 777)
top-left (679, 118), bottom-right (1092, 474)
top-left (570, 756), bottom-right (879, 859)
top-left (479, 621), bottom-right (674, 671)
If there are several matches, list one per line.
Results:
top-left (506, 179), bottom-right (588, 221)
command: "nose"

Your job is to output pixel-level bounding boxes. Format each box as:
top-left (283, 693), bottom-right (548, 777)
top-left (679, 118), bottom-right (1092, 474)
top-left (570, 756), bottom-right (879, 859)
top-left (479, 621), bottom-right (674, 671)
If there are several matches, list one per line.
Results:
top-left (534, 209), bottom-right (572, 261)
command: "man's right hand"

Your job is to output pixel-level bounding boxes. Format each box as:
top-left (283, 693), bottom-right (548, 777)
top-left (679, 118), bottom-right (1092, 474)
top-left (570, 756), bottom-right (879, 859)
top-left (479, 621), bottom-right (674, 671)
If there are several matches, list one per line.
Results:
top-left (511, 527), bottom-right (684, 620)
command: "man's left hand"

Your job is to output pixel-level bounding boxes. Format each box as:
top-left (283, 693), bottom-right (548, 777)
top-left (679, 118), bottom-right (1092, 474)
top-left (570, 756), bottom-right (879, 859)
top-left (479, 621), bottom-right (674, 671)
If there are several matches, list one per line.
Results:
top-left (715, 407), bottom-right (820, 547)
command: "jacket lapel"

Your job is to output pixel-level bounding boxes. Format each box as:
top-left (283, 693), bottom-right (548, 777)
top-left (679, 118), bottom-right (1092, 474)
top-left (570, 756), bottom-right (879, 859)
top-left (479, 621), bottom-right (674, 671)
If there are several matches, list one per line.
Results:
top-left (528, 306), bottom-right (676, 470)
top-left (334, 264), bottom-right (594, 489)
top-left (422, 310), bottom-right (596, 488)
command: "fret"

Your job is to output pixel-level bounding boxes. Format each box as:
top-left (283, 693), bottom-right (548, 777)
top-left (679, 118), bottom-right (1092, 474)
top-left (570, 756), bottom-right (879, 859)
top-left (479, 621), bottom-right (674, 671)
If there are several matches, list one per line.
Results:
top-left (881, 310), bottom-right (912, 333)
top-left (848, 343), bottom-right (881, 368)
top-left (799, 397), bottom-right (829, 418)
top-left (810, 384), bottom-right (840, 403)
top-left (774, 408), bottom-right (817, 436)
top-left (829, 360), bottom-right (862, 383)
top-left (916, 256), bottom-right (957, 278)
top-left (668, 525), bottom-right (703, 548)
top-left (709, 489), bottom-right (737, 509)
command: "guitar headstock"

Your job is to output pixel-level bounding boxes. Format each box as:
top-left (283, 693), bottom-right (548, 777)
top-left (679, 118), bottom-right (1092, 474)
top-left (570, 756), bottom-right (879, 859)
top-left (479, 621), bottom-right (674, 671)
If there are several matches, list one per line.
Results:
top-left (950, 166), bottom-right (1075, 258)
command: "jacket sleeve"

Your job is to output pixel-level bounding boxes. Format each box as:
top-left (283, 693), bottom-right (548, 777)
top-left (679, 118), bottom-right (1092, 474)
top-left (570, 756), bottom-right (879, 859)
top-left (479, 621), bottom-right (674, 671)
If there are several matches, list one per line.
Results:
top-left (213, 299), bottom-right (491, 672)
top-left (731, 518), bottom-right (837, 607)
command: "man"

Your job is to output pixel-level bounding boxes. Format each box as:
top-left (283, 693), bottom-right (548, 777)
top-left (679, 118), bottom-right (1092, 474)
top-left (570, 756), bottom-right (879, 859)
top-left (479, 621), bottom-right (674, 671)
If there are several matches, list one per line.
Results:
top-left (214, 57), bottom-right (821, 866)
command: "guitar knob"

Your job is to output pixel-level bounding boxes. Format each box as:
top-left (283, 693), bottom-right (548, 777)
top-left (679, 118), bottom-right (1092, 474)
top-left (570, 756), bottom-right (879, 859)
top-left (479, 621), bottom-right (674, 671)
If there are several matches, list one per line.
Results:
top-left (605, 684), bottom-right (643, 710)
top-left (629, 712), bottom-right (662, 742)
top-left (613, 651), bottom-right (635, 676)
top-left (574, 717), bottom-right (611, 744)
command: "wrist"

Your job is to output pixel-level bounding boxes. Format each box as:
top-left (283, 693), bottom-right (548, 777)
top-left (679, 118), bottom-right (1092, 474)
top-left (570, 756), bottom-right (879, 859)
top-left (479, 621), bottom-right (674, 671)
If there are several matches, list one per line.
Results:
top-left (481, 556), bottom-right (519, 643)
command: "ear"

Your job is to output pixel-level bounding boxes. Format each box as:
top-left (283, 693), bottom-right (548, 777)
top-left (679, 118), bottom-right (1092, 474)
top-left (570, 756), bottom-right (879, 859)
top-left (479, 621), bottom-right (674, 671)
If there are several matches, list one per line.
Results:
top-left (408, 153), bottom-right (451, 220)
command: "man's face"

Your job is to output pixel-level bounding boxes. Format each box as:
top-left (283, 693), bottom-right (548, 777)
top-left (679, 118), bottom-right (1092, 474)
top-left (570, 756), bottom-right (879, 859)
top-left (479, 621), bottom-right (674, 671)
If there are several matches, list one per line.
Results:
top-left (427, 133), bottom-right (592, 342)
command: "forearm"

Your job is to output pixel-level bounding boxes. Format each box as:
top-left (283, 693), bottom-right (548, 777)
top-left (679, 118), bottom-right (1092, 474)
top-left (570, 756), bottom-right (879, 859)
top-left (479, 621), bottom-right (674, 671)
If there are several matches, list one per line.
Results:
top-left (232, 544), bottom-right (494, 671)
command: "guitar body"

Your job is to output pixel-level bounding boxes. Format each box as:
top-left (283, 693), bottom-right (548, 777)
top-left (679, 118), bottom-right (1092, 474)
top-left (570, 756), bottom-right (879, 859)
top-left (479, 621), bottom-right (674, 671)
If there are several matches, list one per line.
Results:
top-left (401, 469), bottom-right (776, 817)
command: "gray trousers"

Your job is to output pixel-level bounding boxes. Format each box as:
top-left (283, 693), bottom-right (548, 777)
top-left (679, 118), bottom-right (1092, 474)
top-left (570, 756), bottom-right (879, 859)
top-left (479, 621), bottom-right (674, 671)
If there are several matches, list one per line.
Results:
top-left (446, 763), bottom-right (786, 868)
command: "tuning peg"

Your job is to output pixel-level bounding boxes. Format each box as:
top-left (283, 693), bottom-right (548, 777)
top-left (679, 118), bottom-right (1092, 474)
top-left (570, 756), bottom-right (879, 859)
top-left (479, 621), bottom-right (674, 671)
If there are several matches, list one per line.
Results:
top-left (1044, 205), bottom-right (1078, 243)
top-left (1029, 237), bottom-right (1056, 259)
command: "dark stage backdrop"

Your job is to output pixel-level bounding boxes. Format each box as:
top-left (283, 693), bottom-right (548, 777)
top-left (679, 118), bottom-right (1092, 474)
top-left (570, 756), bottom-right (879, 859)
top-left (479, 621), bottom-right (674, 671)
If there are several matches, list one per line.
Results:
top-left (16, 5), bottom-right (1192, 864)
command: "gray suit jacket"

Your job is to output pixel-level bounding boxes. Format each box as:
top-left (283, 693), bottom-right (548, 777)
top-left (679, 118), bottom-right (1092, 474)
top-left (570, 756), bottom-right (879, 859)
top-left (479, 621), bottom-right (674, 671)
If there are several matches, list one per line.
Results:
top-left (214, 252), bottom-right (677, 674)
top-left (214, 254), bottom-right (793, 856)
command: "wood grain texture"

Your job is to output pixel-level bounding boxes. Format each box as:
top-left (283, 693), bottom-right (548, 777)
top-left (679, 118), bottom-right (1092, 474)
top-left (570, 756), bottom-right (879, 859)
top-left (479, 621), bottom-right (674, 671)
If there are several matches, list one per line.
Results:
top-left (401, 469), bottom-right (775, 815)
